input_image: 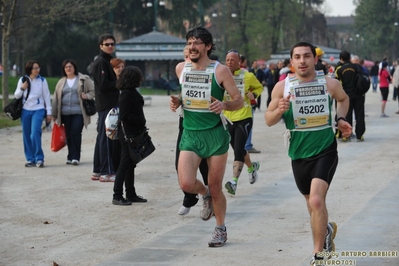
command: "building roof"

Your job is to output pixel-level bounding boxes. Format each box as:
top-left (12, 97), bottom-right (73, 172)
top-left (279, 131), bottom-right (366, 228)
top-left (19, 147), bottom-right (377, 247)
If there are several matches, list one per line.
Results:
top-left (269, 44), bottom-right (343, 64)
top-left (326, 16), bottom-right (355, 26)
top-left (115, 29), bottom-right (186, 61)
top-left (119, 29), bottom-right (186, 44)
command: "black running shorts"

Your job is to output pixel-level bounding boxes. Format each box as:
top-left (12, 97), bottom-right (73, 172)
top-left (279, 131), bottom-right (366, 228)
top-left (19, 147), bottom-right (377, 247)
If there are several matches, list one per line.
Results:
top-left (291, 140), bottom-right (338, 195)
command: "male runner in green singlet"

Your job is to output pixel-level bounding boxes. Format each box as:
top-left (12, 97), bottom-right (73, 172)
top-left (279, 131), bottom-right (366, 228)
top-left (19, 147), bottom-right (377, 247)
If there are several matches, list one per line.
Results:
top-left (265, 41), bottom-right (352, 265)
top-left (170, 26), bottom-right (243, 247)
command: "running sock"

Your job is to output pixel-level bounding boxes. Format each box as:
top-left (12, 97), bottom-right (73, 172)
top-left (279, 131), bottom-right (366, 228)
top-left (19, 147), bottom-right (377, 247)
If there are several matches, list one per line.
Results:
top-left (248, 164), bottom-right (254, 172)
top-left (232, 177), bottom-right (238, 183)
top-left (203, 186), bottom-right (211, 198)
top-left (216, 224), bottom-right (226, 231)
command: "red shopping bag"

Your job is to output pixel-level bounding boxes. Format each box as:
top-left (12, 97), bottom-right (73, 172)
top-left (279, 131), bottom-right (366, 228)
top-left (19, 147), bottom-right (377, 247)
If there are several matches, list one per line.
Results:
top-left (51, 123), bottom-right (66, 152)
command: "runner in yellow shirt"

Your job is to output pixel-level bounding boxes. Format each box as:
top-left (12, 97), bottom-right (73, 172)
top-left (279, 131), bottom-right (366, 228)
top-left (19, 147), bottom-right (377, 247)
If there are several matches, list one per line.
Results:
top-left (223, 50), bottom-right (264, 195)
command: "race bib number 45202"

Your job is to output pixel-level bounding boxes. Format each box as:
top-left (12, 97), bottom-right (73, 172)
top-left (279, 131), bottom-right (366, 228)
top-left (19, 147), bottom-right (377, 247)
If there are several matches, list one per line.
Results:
top-left (292, 85), bottom-right (329, 129)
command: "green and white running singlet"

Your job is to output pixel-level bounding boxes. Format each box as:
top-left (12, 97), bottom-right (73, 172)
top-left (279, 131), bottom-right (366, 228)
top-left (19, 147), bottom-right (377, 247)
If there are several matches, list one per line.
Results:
top-left (179, 61), bottom-right (230, 157)
top-left (180, 62), bottom-right (225, 130)
top-left (282, 71), bottom-right (335, 160)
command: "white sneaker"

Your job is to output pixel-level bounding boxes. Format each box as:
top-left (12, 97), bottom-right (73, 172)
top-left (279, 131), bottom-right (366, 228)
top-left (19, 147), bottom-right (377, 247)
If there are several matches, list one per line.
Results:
top-left (71, 159), bottom-right (79, 165)
top-left (178, 205), bottom-right (190, 216)
top-left (248, 162), bottom-right (260, 184)
top-left (225, 180), bottom-right (237, 195)
top-left (208, 227), bottom-right (227, 247)
top-left (200, 187), bottom-right (213, 221)
top-left (99, 175), bottom-right (115, 182)
top-left (36, 160), bottom-right (44, 168)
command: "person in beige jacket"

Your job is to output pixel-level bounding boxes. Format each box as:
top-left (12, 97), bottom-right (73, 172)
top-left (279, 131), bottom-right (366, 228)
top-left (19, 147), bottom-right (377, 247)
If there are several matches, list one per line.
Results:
top-left (52, 59), bottom-right (95, 165)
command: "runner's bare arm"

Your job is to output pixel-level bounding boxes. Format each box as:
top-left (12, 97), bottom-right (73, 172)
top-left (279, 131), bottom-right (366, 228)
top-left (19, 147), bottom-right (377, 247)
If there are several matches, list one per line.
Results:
top-left (215, 64), bottom-right (243, 112)
top-left (170, 62), bottom-right (185, 112)
top-left (326, 77), bottom-right (352, 137)
top-left (265, 80), bottom-right (289, 126)
top-left (326, 77), bottom-right (349, 119)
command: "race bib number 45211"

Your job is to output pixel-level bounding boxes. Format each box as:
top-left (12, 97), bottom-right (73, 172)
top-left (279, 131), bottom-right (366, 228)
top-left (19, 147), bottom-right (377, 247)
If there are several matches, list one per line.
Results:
top-left (182, 73), bottom-right (212, 110)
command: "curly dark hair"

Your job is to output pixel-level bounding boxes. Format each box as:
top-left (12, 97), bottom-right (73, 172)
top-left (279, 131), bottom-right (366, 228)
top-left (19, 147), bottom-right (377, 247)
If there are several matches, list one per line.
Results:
top-left (116, 66), bottom-right (143, 90)
top-left (186, 26), bottom-right (216, 56)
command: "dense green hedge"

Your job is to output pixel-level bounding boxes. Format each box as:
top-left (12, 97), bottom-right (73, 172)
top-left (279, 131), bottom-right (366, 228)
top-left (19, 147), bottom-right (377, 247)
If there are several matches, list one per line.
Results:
top-left (0, 76), bottom-right (176, 129)
top-left (1, 76), bottom-right (60, 95)
top-left (1, 76), bottom-right (174, 95)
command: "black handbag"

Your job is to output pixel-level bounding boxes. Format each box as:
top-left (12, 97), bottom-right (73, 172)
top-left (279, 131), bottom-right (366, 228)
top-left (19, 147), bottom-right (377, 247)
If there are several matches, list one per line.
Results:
top-left (81, 79), bottom-right (97, 116)
top-left (121, 122), bottom-right (155, 164)
top-left (4, 77), bottom-right (30, 120)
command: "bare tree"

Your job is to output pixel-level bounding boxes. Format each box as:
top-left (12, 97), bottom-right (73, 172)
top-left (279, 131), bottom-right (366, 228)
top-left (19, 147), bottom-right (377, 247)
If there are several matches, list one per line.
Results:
top-left (1, 0), bottom-right (19, 107)
top-left (1, 0), bottom-right (117, 107)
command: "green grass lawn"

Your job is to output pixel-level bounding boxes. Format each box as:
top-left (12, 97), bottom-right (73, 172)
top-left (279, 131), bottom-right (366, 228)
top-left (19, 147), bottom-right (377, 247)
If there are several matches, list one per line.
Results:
top-left (0, 76), bottom-right (176, 129)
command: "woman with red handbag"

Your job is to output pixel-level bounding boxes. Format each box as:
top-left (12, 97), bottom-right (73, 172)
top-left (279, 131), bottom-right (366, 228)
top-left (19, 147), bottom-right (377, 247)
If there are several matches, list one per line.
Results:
top-left (52, 59), bottom-right (95, 165)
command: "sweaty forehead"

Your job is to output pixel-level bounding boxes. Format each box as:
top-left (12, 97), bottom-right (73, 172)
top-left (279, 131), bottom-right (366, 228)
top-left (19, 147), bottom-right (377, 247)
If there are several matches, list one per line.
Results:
top-left (226, 53), bottom-right (239, 60)
top-left (188, 37), bottom-right (201, 42)
top-left (293, 46), bottom-right (312, 56)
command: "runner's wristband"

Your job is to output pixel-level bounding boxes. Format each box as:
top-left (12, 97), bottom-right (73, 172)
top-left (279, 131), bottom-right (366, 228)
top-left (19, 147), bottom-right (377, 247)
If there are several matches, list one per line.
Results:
top-left (337, 117), bottom-right (347, 122)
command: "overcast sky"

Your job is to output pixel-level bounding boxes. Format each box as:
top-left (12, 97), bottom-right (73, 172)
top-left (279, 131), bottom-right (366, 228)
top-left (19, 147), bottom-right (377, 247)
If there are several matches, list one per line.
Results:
top-left (323, 0), bottom-right (356, 16)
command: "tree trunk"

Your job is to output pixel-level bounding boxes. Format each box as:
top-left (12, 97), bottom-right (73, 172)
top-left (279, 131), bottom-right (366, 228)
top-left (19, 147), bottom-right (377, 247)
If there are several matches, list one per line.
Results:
top-left (2, 24), bottom-right (10, 107)
top-left (2, 0), bottom-right (19, 107)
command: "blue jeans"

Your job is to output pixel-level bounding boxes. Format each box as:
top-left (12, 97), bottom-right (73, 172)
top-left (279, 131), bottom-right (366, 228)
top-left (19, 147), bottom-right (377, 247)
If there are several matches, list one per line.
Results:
top-left (21, 108), bottom-right (46, 163)
top-left (371, 76), bottom-right (378, 92)
top-left (93, 109), bottom-right (115, 175)
top-left (245, 108), bottom-right (254, 150)
top-left (62, 114), bottom-right (84, 161)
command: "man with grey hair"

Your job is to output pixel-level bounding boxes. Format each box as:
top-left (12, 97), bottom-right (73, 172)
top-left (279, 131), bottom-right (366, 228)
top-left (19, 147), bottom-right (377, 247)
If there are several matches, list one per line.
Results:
top-left (351, 55), bottom-right (360, 64)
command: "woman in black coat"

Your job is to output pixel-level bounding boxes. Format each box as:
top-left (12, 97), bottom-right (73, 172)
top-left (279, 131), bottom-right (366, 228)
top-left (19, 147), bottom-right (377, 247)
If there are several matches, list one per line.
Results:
top-left (112, 66), bottom-right (148, 205)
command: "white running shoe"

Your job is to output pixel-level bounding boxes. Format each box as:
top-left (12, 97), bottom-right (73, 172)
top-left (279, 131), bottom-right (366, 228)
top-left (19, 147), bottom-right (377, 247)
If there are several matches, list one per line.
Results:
top-left (178, 206), bottom-right (190, 216)
top-left (200, 187), bottom-right (213, 221)
top-left (208, 227), bottom-right (227, 247)
top-left (225, 180), bottom-right (237, 195)
top-left (248, 162), bottom-right (260, 184)
top-left (324, 222), bottom-right (338, 253)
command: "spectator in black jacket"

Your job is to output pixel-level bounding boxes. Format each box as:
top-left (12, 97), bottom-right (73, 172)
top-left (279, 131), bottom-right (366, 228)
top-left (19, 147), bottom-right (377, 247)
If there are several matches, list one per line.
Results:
top-left (335, 50), bottom-right (366, 142)
top-left (112, 66), bottom-right (148, 205)
top-left (273, 60), bottom-right (284, 87)
top-left (246, 59), bottom-right (264, 153)
top-left (249, 60), bottom-right (265, 111)
top-left (370, 61), bottom-right (379, 93)
top-left (265, 63), bottom-right (275, 107)
top-left (91, 34), bottom-right (119, 182)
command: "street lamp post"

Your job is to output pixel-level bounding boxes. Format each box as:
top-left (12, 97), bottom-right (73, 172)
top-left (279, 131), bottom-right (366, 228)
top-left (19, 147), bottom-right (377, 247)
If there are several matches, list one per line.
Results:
top-left (146, 0), bottom-right (165, 31)
top-left (211, 11), bottom-right (237, 61)
top-left (394, 22), bottom-right (398, 59)
top-left (198, 0), bottom-right (205, 26)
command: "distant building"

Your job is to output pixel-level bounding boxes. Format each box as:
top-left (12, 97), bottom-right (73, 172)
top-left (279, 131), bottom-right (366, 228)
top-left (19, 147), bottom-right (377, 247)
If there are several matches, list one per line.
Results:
top-left (326, 16), bottom-right (355, 51)
top-left (115, 29), bottom-right (186, 88)
top-left (267, 44), bottom-right (342, 65)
